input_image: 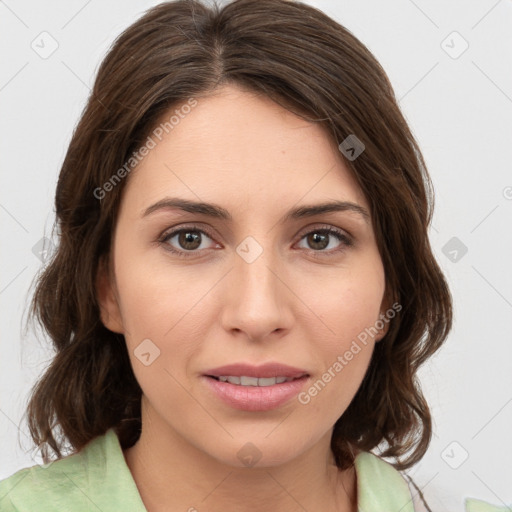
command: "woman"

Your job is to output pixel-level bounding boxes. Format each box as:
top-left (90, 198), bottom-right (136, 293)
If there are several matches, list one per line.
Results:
top-left (0, 0), bottom-right (505, 510)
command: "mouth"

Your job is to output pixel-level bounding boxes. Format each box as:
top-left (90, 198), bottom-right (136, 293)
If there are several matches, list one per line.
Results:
top-left (203, 362), bottom-right (309, 380)
top-left (206, 375), bottom-right (307, 387)
top-left (202, 373), bottom-right (310, 411)
top-left (201, 362), bottom-right (310, 410)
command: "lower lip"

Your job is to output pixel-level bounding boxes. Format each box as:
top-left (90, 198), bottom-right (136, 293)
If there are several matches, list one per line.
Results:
top-left (202, 375), bottom-right (309, 411)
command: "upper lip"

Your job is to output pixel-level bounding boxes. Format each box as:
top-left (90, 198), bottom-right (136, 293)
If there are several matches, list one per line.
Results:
top-left (204, 363), bottom-right (309, 379)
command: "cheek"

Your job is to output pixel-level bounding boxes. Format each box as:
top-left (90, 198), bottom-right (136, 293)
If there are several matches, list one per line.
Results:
top-left (298, 259), bottom-right (386, 348)
top-left (113, 240), bottom-right (210, 339)
top-left (113, 257), bottom-right (206, 414)
top-left (112, 247), bottom-right (221, 398)
top-left (292, 262), bottom-right (385, 412)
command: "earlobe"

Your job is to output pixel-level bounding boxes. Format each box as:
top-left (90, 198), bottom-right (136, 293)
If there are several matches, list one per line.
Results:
top-left (375, 292), bottom-right (392, 342)
top-left (375, 312), bottom-right (390, 342)
top-left (95, 256), bottom-right (124, 334)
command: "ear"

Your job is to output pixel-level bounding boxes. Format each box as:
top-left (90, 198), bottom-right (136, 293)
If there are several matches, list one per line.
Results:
top-left (375, 291), bottom-right (392, 342)
top-left (375, 317), bottom-right (390, 342)
top-left (95, 255), bottom-right (124, 334)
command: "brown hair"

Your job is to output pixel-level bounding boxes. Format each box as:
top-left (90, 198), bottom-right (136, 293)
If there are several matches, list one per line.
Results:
top-left (24, 0), bottom-right (452, 476)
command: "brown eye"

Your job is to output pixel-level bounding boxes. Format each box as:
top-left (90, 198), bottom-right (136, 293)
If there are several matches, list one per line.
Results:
top-left (159, 226), bottom-right (219, 257)
top-left (176, 231), bottom-right (202, 250)
top-left (306, 232), bottom-right (330, 250)
top-left (296, 227), bottom-right (353, 256)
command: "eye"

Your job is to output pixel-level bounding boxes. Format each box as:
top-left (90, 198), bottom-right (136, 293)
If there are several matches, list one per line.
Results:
top-left (158, 224), bottom-right (353, 258)
top-left (295, 226), bottom-right (353, 256)
top-left (158, 225), bottom-right (220, 257)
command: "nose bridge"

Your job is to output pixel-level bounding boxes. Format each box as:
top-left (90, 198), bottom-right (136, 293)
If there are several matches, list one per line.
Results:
top-left (235, 233), bottom-right (282, 304)
top-left (221, 233), bottom-right (292, 339)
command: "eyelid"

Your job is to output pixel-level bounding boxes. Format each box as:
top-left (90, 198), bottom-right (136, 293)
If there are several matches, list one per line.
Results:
top-left (296, 222), bottom-right (353, 240)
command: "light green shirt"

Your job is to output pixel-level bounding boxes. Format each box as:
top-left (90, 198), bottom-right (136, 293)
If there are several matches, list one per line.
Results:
top-left (0, 429), bottom-right (508, 511)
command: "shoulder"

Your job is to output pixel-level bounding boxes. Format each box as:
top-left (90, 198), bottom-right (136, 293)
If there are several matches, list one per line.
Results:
top-left (0, 429), bottom-right (147, 512)
top-left (0, 433), bottom-right (107, 511)
top-left (354, 452), bottom-right (511, 512)
top-left (354, 451), bottom-right (415, 511)
top-left (0, 452), bottom-right (87, 511)
top-left (464, 498), bottom-right (512, 512)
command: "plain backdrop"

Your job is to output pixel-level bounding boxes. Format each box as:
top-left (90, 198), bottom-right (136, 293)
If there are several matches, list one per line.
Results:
top-left (1, 1), bottom-right (511, 510)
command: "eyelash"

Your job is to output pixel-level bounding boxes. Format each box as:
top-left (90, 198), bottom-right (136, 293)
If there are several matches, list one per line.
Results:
top-left (158, 224), bottom-right (353, 259)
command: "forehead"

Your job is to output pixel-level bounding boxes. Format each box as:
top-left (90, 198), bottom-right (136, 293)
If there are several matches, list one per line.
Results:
top-left (122, 84), bottom-right (369, 219)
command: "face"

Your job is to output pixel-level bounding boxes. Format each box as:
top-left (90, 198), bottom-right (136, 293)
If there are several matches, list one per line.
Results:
top-left (97, 83), bottom-right (389, 468)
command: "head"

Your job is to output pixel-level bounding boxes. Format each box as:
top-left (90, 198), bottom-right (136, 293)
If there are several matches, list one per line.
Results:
top-left (25, 0), bottom-right (452, 471)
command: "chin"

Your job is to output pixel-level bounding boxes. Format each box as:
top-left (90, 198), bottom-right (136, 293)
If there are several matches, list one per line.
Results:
top-left (212, 437), bottom-right (309, 470)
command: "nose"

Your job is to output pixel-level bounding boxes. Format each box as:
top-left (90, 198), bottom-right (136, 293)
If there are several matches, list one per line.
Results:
top-left (219, 240), bottom-right (294, 342)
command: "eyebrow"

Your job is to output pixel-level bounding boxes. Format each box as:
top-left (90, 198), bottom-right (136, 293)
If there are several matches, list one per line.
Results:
top-left (142, 197), bottom-right (370, 224)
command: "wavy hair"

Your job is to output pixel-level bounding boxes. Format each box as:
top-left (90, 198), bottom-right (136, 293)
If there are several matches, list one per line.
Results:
top-left (24, 0), bottom-right (452, 481)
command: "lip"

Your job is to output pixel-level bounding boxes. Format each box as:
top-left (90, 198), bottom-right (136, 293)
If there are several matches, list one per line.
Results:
top-left (202, 374), bottom-right (310, 411)
top-left (203, 362), bottom-right (309, 379)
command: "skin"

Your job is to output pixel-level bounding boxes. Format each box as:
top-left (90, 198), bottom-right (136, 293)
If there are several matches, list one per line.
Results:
top-left (97, 83), bottom-right (389, 512)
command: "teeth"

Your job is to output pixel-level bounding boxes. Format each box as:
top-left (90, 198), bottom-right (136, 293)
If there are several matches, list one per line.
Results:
top-left (240, 376), bottom-right (259, 386)
top-left (216, 376), bottom-right (297, 386)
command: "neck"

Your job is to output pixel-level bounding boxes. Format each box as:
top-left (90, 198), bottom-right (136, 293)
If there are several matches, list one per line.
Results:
top-left (122, 400), bottom-right (358, 512)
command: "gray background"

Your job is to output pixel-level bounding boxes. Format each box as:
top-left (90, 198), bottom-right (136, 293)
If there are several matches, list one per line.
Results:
top-left (1, 0), bottom-right (511, 510)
